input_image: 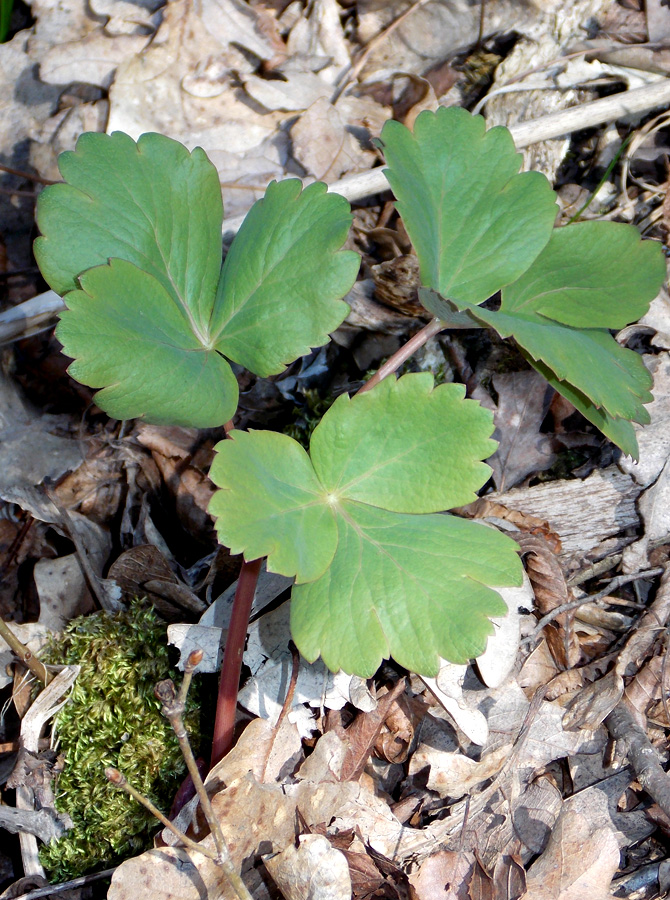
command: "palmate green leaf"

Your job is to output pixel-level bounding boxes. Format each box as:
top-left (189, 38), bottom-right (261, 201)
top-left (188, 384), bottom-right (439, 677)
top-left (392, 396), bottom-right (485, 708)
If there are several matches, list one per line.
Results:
top-left (208, 429), bottom-right (338, 583)
top-left (379, 107), bottom-right (557, 306)
top-left (527, 357), bottom-right (640, 459)
top-left (208, 373), bottom-right (523, 676)
top-left (35, 132), bottom-right (358, 426)
top-left (309, 372), bottom-right (495, 512)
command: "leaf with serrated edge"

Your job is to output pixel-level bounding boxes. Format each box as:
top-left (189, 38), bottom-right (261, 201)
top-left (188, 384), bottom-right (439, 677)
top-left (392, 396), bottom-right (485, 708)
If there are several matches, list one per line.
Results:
top-left (310, 373), bottom-right (496, 512)
top-left (35, 132), bottom-right (223, 335)
top-left (473, 308), bottom-right (652, 424)
top-left (208, 373), bottom-right (524, 675)
top-left (291, 504), bottom-right (520, 677)
top-left (380, 107), bottom-right (557, 306)
top-left (493, 221), bottom-right (665, 330)
top-left (526, 357), bottom-right (640, 459)
top-left (36, 133), bottom-right (357, 426)
top-left (212, 179), bottom-right (359, 377)
top-left (209, 430), bottom-right (337, 583)
top-left (58, 260), bottom-right (239, 426)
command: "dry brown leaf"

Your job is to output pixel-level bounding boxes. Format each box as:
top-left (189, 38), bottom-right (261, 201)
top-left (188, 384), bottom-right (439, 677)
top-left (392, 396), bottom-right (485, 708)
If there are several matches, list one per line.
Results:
top-left (34, 554), bottom-right (95, 631)
top-left (525, 805), bottom-right (619, 900)
top-left (264, 834), bottom-right (351, 900)
top-left (490, 854), bottom-right (526, 900)
top-left (206, 716), bottom-right (302, 789)
top-left (408, 850), bottom-right (474, 900)
top-left (561, 668), bottom-right (624, 732)
top-left (322, 680), bottom-right (407, 782)
top-left (454, 499), bottom-right (562, 554)
top-left (108, 545), bottom-right (205, 619)
top-left (488, 370), bottom-right (557, 492)
top-left (111, 774), bottom-right (296, 900)
top-left (135, 424), bottom-right (216, 540)
top-left (516, 533), bottom-right (580, 668)
top-left (511, 776), bottom-right (562, 856)
top-left (374, 690), bottom-right (427, 765)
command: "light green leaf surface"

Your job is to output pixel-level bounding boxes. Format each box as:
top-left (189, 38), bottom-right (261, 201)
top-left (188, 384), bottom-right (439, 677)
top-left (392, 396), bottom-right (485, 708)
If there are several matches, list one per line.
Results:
top-left (493, 222), bottom-right (665, 330)
top-left (309, 373), bottom-right (496, 512)
top-left (208, 429), bottom-right (337, 583)
top-left (212, 180), bottom-right (359, 376)
top-left (292, 504), bottom-right (518, 677)
top-left (35, 132), bottom-right (357, 426)
top-left (209, 373), bottom-right (523, 675)
top-left (380, 107), bottom-right (557, 306)
top-left (59, 260), bottom-right (239, 426)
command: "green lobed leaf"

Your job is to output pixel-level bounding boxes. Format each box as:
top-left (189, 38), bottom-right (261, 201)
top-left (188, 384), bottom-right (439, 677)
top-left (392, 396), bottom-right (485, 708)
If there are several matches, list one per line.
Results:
top-left (208, 373), bottom-right (524, 675)
top-left (58, 260), bottom-right (239, 426)
top-left (35, 131), bottom-right (223, 330)
top-left (35, 132), bottom-right (358, 426)
top-left (379, 107), bottom-right (557, 306)
top-left (309, 372), bottom-right (496, 512)
top-left (212, 179), bottom-right (359, 377)
top-left (291, 504), bottom-right (518, 677)
top-left (473, 307), bottom-right (653, 425)
top-left (490, 221), bottom-right (665, 330)
top-left (208, 429), bottom-right (337, 583)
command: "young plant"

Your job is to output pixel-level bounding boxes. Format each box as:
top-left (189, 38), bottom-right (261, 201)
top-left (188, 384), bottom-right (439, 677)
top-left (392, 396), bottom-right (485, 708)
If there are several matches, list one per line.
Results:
top-left (34, 110), bottom-right (664, 756)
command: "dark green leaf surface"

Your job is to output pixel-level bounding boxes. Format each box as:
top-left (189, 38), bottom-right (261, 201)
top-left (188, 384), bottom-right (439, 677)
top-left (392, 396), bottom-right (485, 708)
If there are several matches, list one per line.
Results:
top-left (209, 374), bottom-right (523, 675)
top-left (35, 131), bottom-right (223, 332)
top-left (492, 221), bottom-right (665, 331)
top-left (526, 358), bottom-right (641, 459)
top-left (474, 306), bottom-right (653, 424)
top-left (212, 180), bottom-right (359, 377)
top-left (35, 133), bottom-right (357, 426)
top-left (380, 107), bottom-right (557, 306)
top-left (59, 260), bottom-right (239, 426)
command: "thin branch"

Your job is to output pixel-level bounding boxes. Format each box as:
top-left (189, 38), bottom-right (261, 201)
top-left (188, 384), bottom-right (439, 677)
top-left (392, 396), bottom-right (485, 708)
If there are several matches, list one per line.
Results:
top-left (105, 768), bottom-right (218, 862)
top-left (529, 567), bottom-right (664, 638)
top-left (605, 703), bottom-right (670, 819)
top-left (0, 619), bottom-right (50, 685)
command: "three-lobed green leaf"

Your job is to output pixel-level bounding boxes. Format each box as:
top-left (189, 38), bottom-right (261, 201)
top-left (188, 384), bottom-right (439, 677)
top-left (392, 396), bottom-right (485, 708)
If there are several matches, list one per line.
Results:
top-left (36, 132), bottom-right (359, 427)
top-left (379, 106), bottom-right (558, 306)
top-left (209, 373), bottom-right (523, 676)
top-left (380, 108), bottom-right (665, 457)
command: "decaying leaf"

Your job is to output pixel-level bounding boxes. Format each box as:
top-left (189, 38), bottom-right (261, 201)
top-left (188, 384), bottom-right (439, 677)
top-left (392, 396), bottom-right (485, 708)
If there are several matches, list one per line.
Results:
top-left (264, 834), bottom-right (351, 900)
top-left (525, 804), bottom-right (620, 900)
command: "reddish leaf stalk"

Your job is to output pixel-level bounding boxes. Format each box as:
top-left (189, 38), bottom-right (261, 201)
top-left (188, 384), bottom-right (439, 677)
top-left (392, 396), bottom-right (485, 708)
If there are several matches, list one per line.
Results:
top-left (357, 318), bottom-right (445, 395)
top-left (211, 556), bottom-right (263, 766)
top-left (210, 318), bottom-right (446, 766)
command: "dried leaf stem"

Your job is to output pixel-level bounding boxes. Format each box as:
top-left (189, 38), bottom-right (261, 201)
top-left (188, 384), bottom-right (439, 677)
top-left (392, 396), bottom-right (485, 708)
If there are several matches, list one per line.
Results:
top-left (0, 618), bottom-right (50, 685)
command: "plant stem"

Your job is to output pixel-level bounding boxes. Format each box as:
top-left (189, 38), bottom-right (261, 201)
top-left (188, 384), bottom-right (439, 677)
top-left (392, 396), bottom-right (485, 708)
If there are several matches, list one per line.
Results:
top-left (0, 618), bottom-right (50, 685)
top-left (210, 557), bottom-right (263, 766)
top-left (210, 319), bottom-right (446, 766)
top-left (357, 317), bottom-right (444, 395)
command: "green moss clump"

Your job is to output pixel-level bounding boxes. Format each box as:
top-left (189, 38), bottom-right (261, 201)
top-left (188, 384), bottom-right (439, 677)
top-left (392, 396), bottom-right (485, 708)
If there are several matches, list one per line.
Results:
top-left (39, 602), bottom-right (199, 880)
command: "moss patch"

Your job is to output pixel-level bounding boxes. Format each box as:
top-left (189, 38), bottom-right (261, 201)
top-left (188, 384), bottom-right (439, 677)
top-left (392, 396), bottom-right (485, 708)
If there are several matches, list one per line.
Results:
top-left (39, 602), bottom-right (198, 880)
